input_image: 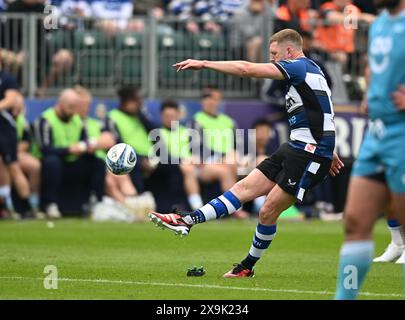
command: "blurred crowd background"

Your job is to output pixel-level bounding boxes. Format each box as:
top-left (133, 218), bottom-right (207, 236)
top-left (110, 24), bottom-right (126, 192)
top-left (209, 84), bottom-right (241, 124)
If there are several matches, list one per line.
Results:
top-left (0, 0), bottom-right (377, 222)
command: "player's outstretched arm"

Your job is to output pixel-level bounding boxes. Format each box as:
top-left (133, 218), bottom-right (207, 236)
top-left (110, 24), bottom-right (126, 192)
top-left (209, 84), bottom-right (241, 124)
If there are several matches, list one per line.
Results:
top-left (173, 59), bottom-right (285, 80)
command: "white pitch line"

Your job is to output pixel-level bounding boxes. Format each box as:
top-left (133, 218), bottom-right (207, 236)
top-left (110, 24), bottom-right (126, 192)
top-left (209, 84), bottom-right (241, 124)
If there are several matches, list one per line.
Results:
top-left (0, 276), bottom-right (402, 298)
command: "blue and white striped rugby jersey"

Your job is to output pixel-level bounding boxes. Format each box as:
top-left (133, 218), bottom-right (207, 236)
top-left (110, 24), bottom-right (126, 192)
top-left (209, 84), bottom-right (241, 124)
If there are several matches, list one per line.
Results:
top-left (273, 57), bottom-right (336, 160)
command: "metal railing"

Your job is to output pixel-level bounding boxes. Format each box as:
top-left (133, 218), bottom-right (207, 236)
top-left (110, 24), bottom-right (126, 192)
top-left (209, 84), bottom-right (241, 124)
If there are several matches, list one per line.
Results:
top-left (0, 13), bottom-right (29, 92)
top-left (0, 13), bottom-right (370, 100)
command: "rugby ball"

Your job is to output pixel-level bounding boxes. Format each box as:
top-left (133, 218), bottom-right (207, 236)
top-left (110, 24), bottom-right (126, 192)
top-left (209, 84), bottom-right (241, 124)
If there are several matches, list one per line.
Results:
top-left (105, 143), bottom-right (137, 175)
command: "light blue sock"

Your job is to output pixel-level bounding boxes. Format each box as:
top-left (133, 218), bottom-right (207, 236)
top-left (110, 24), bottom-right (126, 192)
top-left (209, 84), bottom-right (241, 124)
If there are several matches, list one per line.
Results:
top-left (5, 195), bottom-right (14, 212)
top-left (335, 240), bottom-right (374, 300)
top-left (0, 186), bottom-right (14, 211)
top-left (29, 193), bottom-right (39, 211)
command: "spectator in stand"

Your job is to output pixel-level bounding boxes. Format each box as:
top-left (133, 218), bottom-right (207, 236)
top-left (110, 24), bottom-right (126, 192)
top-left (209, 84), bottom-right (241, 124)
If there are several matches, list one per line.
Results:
top-left (131, 0), bottom-right (175, 35)
top-left (309, 0), bottom-right (322, 9)
top-left (91, 0), bottom-right (144, 36)
top-left (169, 0), bottom-right (213, 34)
top-left (278, 0), bottom-right (322, 9)
top-left (229, 0), bottom-right (268, 62)
top-left (353, 0), bottom-right (377, 15)
top-left (315, 0), bottom-right (375, 67)
top-left (6, 0), bottom-right (74, 97)
top-left (50, 0), bottom-right (93, 29)
top-left (133, 0), bottom-right (168, 16)
top-left (168, 0), bottom-right (247, 34)
top-left (207, 0), bottom-right (248, 23)
top-left (7, 0), bottom-right (45, 11)
top-left (0, 49), bottom-right (25, 76)
top-left (0, 1), bottom-right (24, 74)
top-left (35, 0), bottom-right (87, 97)
top-left (1, 1), bottom-right (40, 75)
top-left (275, 0), bottom-right (316, 33)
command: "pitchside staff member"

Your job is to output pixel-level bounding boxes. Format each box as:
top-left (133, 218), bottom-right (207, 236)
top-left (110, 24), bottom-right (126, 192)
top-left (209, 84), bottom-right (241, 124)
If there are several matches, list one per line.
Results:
top-left (33, 88), bottom-right (106, 218)
top-left (102, 86), bottom-right (157, 194)
top-left (149, 29), bottom-right (344, 278)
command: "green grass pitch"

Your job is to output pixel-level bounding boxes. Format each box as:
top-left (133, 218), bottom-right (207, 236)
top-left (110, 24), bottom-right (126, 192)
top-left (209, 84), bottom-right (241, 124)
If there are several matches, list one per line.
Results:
top-left (0, 218), bottom-right (403, 300)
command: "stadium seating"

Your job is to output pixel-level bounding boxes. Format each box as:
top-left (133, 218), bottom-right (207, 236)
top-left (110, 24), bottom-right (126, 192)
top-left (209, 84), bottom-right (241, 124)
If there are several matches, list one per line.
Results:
top-left (157, 32), bottom-right (193, 88)
top-left (74, 31), bottom-right (114, 87)
top-left (192, 33), bottom-right (227, 88)
top-left (114, 32), bottom-right (143, 85)
top-left (41, 30), bottom-right (75, 87)
top-left (45, 29), bottom-right (73, 50)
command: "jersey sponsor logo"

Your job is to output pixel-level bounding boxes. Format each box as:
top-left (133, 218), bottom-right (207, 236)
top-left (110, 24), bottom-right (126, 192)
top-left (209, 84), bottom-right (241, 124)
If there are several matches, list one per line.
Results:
top-left (253, 239), bottom-right (262, 247)
top-left (285, 87), bottom-right (302, 113)
top-left (286, 97), bottom-right (296, 111)
top-left (287, 179), bottom-right (297, 187)
top-left (368, 119), bottom-right (385, 139)
top-left (288, 116), bottom-right (297, 126)
top-left (369, 36), bottom-right (392, 74)
top-left (305, 143), bottom-right (316, 154)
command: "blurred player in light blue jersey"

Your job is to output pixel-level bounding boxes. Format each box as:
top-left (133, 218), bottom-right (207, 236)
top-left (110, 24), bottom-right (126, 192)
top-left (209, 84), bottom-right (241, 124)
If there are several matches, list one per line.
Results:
top-left (335, 0), bottom-right (405, 300)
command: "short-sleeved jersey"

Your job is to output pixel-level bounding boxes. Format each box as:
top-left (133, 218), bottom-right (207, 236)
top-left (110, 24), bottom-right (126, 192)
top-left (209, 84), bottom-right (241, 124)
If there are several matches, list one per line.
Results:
top-left (273, 57), bottom-right (335, 160)
top-left (368, 10), bottom-right (405, 123)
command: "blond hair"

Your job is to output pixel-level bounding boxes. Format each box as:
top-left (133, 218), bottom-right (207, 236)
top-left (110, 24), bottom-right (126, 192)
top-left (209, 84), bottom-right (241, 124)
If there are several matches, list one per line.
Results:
top-left (73, 85), bottom-right (92, 100)
top-left (270, 29), bottom-right (303, 49)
